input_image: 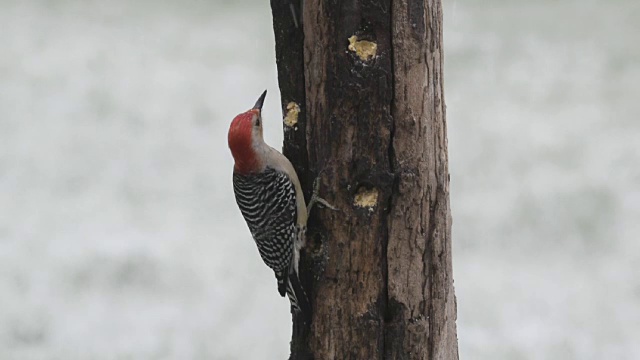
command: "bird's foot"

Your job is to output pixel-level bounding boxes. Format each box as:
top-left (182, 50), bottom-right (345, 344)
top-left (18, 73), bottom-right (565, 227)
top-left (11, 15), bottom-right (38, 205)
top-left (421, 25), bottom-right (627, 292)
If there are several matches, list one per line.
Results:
top-left (307, 176), bottom-right (337, 217)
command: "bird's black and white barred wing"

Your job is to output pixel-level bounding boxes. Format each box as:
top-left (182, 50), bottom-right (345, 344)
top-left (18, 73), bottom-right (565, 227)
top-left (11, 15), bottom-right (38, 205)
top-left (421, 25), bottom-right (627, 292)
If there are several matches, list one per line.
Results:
top-left (232, 167), bottom-right (297, 273)
top-left (233, 167), bottom-right (309, 313)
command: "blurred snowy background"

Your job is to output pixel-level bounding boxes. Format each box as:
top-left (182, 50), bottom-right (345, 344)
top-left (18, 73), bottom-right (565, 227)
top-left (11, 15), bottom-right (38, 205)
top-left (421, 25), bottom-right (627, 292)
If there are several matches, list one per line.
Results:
top-left (1, 0), bottom-right (638, 359)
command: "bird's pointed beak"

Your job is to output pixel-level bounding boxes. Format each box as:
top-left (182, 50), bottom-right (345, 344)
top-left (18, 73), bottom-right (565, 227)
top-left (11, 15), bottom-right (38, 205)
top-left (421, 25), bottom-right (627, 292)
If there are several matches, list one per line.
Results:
top-left (252, 90), bottom-right (267, 111)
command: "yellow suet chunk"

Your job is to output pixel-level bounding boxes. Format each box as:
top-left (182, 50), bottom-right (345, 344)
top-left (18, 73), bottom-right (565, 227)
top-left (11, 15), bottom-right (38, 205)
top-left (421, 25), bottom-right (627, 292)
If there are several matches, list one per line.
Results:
top-left (348, 36), bottom-right (377, 61)
top-left (354, 186), bottom-right (378, 210)
top-left (284, 102), bottom-right (300, 127)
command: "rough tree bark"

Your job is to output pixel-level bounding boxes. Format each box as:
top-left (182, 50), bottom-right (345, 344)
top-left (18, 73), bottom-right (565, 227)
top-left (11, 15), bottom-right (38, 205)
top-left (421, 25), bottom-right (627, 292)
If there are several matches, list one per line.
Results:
top-left (270, 0), bottom-right (458, 359)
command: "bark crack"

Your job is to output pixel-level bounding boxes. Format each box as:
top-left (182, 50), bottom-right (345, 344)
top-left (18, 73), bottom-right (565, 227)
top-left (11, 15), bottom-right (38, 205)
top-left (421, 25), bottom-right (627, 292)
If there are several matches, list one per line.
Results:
top-left (382, 0), bottom-right (397, 358)
top-left (426, 186), bottom-right (439, 358)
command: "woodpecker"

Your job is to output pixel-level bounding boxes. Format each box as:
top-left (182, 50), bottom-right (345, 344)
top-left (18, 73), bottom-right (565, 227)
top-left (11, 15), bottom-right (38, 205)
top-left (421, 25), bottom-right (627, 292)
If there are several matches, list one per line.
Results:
top-left (228, 90), bottom-right (321, 313)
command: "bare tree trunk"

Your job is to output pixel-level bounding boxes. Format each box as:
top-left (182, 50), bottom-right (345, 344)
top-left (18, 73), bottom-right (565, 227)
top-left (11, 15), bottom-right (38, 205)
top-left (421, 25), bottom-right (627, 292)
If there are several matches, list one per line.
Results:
top-left (270, 1), bottom-right (458, 359)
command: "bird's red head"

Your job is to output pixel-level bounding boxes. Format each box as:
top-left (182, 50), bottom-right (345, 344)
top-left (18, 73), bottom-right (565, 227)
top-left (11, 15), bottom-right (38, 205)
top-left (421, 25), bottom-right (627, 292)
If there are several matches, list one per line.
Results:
top-left (228, 90), bottom-right (267, 174)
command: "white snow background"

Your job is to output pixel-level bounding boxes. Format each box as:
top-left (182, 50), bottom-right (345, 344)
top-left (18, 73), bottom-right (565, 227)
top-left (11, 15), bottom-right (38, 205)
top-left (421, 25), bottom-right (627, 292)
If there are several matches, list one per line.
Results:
top-left (1, 0), bottom-right (638, 359)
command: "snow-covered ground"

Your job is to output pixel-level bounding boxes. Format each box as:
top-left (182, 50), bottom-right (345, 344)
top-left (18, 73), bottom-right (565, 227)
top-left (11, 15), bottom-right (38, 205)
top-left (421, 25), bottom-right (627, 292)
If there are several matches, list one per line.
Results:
top-left (1, 0), bottom-right (638, 359)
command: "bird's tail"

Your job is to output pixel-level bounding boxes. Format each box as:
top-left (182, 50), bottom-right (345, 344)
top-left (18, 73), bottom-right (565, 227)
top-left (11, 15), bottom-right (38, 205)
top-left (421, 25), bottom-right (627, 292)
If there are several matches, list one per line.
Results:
top-left (277, 270), bottom-right (309, 314)
top-left (287, 271), bottom-right (310, 313)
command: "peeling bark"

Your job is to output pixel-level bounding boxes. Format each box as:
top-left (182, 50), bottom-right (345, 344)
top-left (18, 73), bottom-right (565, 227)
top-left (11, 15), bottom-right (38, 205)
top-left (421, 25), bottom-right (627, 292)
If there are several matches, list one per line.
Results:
top-left (270, 0), bottom-right (458, 359)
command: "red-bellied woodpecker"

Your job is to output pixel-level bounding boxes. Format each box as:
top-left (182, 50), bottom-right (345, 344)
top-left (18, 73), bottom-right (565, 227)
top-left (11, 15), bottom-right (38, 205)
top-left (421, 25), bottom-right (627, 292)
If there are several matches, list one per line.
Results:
top-left (228, 90), bottom-right (332, 313)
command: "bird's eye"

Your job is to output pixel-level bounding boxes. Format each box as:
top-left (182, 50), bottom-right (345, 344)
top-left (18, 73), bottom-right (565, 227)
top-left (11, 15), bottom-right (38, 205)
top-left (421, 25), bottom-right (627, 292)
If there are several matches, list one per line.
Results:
top-left (254, 117), bottom-right (261, 127)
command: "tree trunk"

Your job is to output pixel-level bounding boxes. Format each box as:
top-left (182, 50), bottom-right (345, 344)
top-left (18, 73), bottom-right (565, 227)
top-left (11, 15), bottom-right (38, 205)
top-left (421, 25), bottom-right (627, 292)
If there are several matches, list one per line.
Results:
top-left (270, 1), bottom-right (458, 359)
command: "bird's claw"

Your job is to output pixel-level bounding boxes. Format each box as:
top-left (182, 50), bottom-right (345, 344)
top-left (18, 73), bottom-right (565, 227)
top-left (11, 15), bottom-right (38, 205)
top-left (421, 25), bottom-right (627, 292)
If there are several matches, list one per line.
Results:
top-left (307, 177), bottom-right (337, 217)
